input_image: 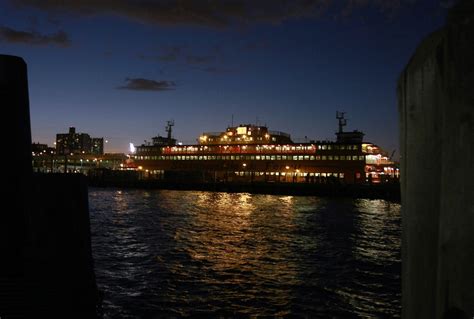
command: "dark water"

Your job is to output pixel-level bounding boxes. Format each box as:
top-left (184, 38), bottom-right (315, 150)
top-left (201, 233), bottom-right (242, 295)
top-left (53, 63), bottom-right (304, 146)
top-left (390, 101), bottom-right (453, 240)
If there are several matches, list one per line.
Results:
top-left (89, 189), bottom-right (401, 318)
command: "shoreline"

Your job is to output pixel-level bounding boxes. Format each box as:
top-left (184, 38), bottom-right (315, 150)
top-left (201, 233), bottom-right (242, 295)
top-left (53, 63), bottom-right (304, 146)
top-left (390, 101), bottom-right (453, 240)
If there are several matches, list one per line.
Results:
top-left (88, 179), bottom-right (401, 202)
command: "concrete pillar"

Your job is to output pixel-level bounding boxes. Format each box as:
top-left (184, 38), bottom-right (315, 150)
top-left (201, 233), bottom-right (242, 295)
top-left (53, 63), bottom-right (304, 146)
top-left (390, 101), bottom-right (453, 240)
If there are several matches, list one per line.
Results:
top-left (0, 55), bottom-right (100, 317)
top-left (0, 54), bottom-right (33, 317)
top-left (398, 1), bottom-right (474, 318)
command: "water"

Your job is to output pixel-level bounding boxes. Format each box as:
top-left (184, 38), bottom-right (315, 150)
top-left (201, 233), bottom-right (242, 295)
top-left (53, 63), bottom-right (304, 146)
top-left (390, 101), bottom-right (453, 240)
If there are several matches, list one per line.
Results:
top-left (89, 189), bottom-right (401, 318)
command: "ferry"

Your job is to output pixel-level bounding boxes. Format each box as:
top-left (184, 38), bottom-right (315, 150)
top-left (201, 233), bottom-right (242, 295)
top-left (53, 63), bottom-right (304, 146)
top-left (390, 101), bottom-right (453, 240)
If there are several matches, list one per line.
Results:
top-left (132, 113), bottom-right (399, 184)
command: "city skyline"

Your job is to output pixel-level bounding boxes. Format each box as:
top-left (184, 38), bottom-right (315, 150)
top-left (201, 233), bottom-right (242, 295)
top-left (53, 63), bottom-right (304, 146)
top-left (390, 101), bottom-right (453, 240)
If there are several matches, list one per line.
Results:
top-left (1, 1), bottom-right (449, 154)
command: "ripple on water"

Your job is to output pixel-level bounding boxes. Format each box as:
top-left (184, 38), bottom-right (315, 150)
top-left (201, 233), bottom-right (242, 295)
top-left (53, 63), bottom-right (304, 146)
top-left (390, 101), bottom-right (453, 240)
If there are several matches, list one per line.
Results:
top-left (89, 189), bottom-right (401, 317)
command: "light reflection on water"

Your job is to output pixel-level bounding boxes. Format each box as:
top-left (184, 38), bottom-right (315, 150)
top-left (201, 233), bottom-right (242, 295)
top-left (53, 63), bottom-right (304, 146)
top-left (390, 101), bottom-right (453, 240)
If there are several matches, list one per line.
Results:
top-left (89, 189), bottom-right (401, 318)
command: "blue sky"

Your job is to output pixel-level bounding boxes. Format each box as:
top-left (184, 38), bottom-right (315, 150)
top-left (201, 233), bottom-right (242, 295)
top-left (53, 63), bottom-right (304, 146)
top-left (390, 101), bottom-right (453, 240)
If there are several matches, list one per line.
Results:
top-left (0, 0), bottom-right (450, 154)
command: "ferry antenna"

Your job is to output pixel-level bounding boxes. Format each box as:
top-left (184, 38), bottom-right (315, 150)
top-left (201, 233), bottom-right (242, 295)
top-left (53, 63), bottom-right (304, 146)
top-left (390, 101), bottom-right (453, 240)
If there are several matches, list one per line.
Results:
top-left (336, 111), bottom-right (347, 133)
top-left (166, 120), bottom-right (174, 140)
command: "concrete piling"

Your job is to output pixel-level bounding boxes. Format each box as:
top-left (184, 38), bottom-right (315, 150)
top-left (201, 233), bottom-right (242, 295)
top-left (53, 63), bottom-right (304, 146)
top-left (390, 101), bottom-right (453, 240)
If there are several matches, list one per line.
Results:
top-left (398, 1), bottom-right (474, 318)
top-left (0, 54), bottom-right (100, 317)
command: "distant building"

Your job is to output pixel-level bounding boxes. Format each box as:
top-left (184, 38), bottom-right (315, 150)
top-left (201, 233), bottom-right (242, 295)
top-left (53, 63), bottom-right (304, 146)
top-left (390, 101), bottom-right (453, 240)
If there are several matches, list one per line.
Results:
top-left (32, 142), bottom-right (48, 153)
top-left (56, 127), bottom-right (104, 155)
top-left (91, 138), bottom-right (104, 155)
top-left (32, 142), bottom-right (55, 155)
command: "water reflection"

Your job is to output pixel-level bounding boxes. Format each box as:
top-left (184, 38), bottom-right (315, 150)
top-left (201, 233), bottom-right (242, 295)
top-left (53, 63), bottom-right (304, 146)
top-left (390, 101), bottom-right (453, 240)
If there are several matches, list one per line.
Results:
top-left (89, 189), bottom-right (401, 318)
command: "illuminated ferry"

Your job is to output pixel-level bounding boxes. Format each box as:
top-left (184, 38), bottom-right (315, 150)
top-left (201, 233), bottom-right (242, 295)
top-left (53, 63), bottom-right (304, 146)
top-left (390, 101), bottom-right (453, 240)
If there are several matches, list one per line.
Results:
top-left (132, 113), bottom-right (399, 184)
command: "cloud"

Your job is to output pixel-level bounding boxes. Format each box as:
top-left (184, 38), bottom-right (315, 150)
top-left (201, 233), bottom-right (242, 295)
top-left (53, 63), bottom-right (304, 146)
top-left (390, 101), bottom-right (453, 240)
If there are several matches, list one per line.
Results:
top-left (10, 0), bottom-right (413, 28)
top-left (0, 25), bottom-right (70, 46)
top-left (185, 55), bottom-right (216, 65)
top-left (117, 78), bottom-right (176, 91)
top-left (243, 40), bottom-right (269, 51)
top-left (200, 66), bottom-right (234, 74)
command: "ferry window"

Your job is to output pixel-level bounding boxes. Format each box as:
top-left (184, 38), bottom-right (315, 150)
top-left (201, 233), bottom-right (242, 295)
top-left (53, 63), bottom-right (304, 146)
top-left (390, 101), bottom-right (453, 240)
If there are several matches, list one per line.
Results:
top-left (310, 173), bottom-right (314, 176)
top-left (293, 156), bottom-right (298, 160)
top-left (256, 156), bottom-right (261, 160)
top-left (304, 155), bottom-right (309, 160)
top-left (315, 173), bottom-right (320, 177)
top-left (231, 156), bottom-right (235, 160)
top-left (277, 155), bottom-right (281, 160)
top-left (327, 145), bottom-right (332, 150)
top-left (318, 145), bottom-right (322, 150)
top-left (203, 156), bottom-right (208, 160)
top-left (315, 156), bottom-right (321, 160)
top-left (353, 145), bottom-right (359, 150)
top-left (340, 145), bottom-right (346, 150)
top-left (185, 156), bottom-right (189, 160)
top-left (334, 155), bottom-right (339, 160)
top-left (298, 156), bottom-right (303, 160)
top-left (328, 156), bottom-right (333, 160)
top-left (322, 145), bottom-right (327, 150)
top-left (310, 156), bottom-right (315, 160)
top-left (272, 137), bottom-right (276, 141)
top-left (321, 173), bottom-right (327, 177)
top-left (282, 156), bottom-right (287, 160)
top-left (322, 156), bottom-right (327, 160)
top-left (271, 156), bottom-right (276, 160)
top-left (352, 156), bottom-right (358, 161)
top-left (359, 156), bottom-right (365, 161)
top-left (198, 156), bottom-right (202, 160)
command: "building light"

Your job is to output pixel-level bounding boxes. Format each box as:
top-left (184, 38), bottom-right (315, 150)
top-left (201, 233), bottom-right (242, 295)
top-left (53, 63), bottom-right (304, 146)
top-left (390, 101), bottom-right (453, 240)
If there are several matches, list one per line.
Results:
top-left (242, 163), bottom-right (247, 167)
top-left (129, 143), bottom-right (136, 154)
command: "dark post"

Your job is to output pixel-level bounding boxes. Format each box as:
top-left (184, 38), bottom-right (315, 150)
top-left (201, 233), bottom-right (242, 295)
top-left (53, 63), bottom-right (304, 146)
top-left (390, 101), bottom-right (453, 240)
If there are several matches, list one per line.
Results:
top-left (0, 54), bottom-right (100, 317)
top-left (398, 1), bottom-right (474, 317)
top-left (0, 54), bottom-right (33, 317)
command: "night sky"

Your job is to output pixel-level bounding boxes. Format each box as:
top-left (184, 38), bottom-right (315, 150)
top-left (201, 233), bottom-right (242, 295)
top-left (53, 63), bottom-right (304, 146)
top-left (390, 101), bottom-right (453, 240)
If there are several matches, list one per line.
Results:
top-left (1, 0), bottom-right (449, 155)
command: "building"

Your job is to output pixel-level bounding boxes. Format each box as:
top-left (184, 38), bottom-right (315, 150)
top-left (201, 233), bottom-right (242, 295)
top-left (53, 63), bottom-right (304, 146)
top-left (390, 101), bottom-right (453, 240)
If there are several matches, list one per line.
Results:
top-left (133, 114), bottom-right (399, 184)
top-left (91, 138), bottom-right (104, 155)
top-left (56, 127), bottom-right (104, 155)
